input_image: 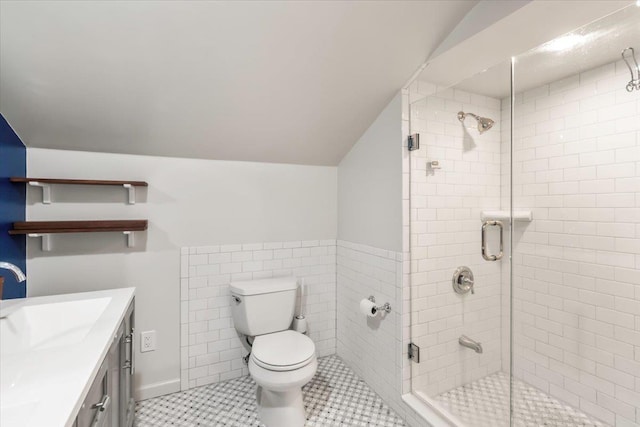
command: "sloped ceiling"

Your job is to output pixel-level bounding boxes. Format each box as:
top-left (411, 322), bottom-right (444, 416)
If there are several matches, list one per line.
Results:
top-left (418, 0), bottom-right (634, 96)
top-left (450, 3), bottom-right (640, 99)
top-left (0, 1), bottom-right (476, 166)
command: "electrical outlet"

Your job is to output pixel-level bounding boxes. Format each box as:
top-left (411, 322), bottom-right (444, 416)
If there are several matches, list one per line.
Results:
top-left (140, 330), bottom-right (156, 352)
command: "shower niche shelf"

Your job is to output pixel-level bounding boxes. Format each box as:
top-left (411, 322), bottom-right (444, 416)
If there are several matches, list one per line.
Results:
top-left (10, 177), bottom-right (148, 204)
top-left (480, 210), bottom-right (532, 222)
top-left (9, 220), bottom-right (148, 251)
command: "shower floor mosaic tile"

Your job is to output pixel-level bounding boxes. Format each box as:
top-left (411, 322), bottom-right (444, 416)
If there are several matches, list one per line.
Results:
top-left (135, 355), bottom-right (405, 427)
top-left (435, 371), bottom-right (608, 427)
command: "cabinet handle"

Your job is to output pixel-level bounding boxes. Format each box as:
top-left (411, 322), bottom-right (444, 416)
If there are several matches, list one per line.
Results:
top-left (91, 394), bottom-right (110, 411)
top-left (123, 328), bottom-right (135, 375)
top-left (123, 332), bottom-right (132, 371)
top-left (91, 395), bottom-right (111, 426)
top-left (130, 327), bottom-right (135, 375)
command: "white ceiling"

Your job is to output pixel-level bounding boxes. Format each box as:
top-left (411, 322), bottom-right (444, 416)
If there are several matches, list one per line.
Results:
top-left (450, 3), bottom-right (640, 99)
top-left (417, 0), bottom-right (635, 99)
top-left (0, 0), bottom-right (477, 166)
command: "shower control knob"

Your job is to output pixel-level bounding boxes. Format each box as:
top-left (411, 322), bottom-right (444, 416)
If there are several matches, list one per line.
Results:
top-left (452, 266), bottom-right (475, 295)
top-left (459, 276), bottom-right (474, 286)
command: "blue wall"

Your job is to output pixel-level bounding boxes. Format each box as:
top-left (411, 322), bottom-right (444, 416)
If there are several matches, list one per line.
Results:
top-left (0, 114), bottom-right (26, 299)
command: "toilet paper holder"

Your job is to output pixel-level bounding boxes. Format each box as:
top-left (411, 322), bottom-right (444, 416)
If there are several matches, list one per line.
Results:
top-left (368, 296), bottom-right (392, 314)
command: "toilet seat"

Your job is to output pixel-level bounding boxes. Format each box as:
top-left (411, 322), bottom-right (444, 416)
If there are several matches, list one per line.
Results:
top-left (252, 330), bottom-right (315, 372)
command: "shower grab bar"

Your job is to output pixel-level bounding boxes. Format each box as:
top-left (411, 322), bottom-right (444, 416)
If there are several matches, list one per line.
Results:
top-left (481, 220), bottom-right (503, 261)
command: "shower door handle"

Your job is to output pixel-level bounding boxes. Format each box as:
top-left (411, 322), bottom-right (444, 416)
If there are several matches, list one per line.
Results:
top-left (482, 220), bottom-right (503, 261)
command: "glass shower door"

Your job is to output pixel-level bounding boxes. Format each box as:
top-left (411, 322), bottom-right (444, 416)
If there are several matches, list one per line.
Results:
top-left (407, 59), bottom-right (513, 427)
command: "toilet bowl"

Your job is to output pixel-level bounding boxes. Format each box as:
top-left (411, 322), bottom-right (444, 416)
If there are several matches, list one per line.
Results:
top-left (230, 277), bottom-right (317, 427)
top-left (248, 330), bottom-right (317, 427)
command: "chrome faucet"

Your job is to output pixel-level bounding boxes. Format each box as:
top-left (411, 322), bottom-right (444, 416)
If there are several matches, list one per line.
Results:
top-left (459, 335), bottom-right (483, 354)
top-left (0, 262), bottom-right (26, 308)
top-left (0, 262), bottom-right (26, 282)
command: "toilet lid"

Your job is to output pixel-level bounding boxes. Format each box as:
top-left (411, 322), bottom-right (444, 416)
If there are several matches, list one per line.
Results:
top-left (252, 330), bottom-right (315, 369)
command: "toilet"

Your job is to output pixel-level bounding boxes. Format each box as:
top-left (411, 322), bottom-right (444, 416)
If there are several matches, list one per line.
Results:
top-left (230, 277), bottom-right (317, 427)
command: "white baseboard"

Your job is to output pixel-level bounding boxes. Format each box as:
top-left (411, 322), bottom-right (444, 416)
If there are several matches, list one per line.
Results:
top-left (135, 378), bottom-right (181, 401)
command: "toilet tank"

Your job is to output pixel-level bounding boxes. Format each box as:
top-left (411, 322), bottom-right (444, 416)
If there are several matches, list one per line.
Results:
top-left (230, 277), bottom-right (298, 336)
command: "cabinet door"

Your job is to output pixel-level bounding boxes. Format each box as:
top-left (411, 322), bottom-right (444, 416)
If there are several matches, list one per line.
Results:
top-left (76, 359), bottom-right (112, 427)
top-left (120, 299), bottom-right (135, 427)
top-left (109, 321), bottom-right (125, 427)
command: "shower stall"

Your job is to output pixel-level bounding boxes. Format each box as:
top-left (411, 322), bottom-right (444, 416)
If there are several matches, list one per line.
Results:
top-left (407, 5), bottom-right (639, 427)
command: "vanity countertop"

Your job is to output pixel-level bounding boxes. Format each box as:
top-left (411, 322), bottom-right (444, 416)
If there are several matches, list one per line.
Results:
top-left (0, 287), bottom-right (135, 427)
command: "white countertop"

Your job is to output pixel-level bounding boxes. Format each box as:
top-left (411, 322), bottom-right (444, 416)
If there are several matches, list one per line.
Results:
top-left (0, 288), bottom-right (135, 427)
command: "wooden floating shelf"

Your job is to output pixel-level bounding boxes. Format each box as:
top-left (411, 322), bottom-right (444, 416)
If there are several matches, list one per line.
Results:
top-left (9, 220), bottom-right (148, 235)
top-left (9, 220), bottom-right (148, 251)
top-left (10, 177), bottom-right (148, 186)
top-left (10, 177), bottom-right (147, 204)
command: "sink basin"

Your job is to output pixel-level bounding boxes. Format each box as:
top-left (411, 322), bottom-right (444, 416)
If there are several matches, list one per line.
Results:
top-left (0, 288), bottom-right (134, 427)
top-left (0, 401), bottom-right (38, 427)
top-left (0, 297), bottom-right (111, 356)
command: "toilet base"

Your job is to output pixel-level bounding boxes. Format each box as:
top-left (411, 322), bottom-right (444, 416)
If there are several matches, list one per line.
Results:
top-left (256, 385), bottom-right (306, 427)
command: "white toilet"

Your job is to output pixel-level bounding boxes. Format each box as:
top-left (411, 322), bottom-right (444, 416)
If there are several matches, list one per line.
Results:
top-left (230, 277), bottom-right (317, 427)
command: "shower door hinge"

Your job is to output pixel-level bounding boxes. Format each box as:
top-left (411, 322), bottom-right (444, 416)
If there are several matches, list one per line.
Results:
top-left (408, 133), bottom-right (420, 151)
top-left (408, 342), bottom-right (420, 363)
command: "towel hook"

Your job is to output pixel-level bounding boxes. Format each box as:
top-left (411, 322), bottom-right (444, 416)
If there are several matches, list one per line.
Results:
top-left (621, 47), bottom-right (640, 92)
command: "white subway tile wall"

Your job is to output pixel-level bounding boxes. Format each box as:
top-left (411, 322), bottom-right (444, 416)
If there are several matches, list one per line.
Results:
top-left (409, 85), bottom-right (505, 397)
top-left (336, 240), bottom-right (405, 419)
top-left (180, 240), bottom-right (337, 390)
top-left (509, 61), bottom-right (640, 426)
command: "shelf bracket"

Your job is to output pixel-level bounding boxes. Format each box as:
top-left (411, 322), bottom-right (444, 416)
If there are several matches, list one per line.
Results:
top-left (29, 181), bottom-right (52, 204)
top-left (123, 184), bottom-right (136, 205)
top-left (25, 231), bottom-right (138, 251)
top-left (123, 231), bottom-right (135, 248)
top-left (28, 233), bottom-right (52, 251)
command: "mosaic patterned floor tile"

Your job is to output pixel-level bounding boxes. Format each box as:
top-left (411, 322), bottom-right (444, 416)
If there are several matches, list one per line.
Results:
top-left (435, 371), bottom-right (608, 427)
top-left (135, 355), bottom-right (405, 427)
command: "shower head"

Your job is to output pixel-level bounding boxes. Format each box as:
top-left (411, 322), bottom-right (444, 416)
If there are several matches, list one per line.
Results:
top-left (457, 111), bottom-right (494, 134)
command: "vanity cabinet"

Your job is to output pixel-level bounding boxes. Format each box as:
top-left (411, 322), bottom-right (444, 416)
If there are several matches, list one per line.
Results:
top-left (75, 359), bottom-right (112, 427)
top-left (119, 301), bottom-right (135, 427)
top-left (75, 299), bottom-right (135, 427)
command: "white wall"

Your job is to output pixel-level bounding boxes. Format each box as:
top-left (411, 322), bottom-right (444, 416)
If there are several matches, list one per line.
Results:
top-left (338, 92), bottom-right (403, 253)
top-left (25, 148), bottom-right (337, 399)
top-left (335, 91), bottom-right (430, 426)
top-left (509, 61), bottom-right (640, 426)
